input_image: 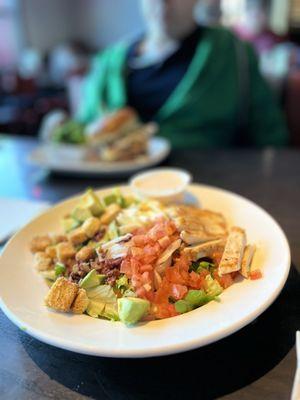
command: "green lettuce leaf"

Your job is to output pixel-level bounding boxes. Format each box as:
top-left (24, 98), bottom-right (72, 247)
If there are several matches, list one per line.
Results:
top-left (85, 285), bottom-right (119, 321)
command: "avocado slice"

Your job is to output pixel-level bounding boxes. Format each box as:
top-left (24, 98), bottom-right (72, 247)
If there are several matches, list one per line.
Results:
top-left (71, 207), bottom-right (93, 222)
top-left (118, 297), bottom-right (150, 325)
top-left (103, 193), bottom-right (118, 206)
top-left (78, 189), bottom-right (103, 216)
top-left (61, 217), bottom-right (80, 233)
top-left (79, 269), bottom-right (105, 289)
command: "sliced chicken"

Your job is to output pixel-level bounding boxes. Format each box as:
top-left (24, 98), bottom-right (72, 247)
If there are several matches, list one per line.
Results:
top-left (218, 227), bottom-right (246, 276)
top-left (101, 234), bottom-right (132, 250)
top-left (183, 238), bottom-right (226, 261)
top-left (240, 245), bottom-right (256, 278)
top-left (155, 239), bottom-right (182, 275)
top-left (167, 205), bottom-right (227, 245)
top-left (156, 239), bottom-right (182, 266)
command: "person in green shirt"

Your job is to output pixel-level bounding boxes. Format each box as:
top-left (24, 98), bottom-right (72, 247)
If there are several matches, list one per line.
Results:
top-left (77, 0), bottom-right (288, 148)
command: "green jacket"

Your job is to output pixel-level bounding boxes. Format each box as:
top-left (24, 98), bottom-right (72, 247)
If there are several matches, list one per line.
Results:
top-left (77, 27), bottom-right (288, 148)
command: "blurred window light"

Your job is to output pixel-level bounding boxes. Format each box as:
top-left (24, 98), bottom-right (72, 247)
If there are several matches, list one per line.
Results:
top-left (0, 0), bottom-right (21, 69)
top-left (221, 0), bottom-right (246, 25)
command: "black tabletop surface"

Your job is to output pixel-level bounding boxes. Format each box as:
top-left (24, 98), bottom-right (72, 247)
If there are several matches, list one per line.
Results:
top-left (0, 135), bottom-right (299, 400)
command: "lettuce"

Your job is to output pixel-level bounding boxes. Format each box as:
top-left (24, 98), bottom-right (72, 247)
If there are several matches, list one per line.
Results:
top-left (115, 274), bottom-right (129, 290)
top-left (85, 285), bottom-right (119, 321)
top-left (107, 221), bottom-right (119, 240)
top-left (115, 275), bottom-right (136, 298)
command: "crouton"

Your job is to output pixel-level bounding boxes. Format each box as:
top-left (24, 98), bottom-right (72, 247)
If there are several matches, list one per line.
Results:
top-left (45, 277), bottom-right (78, 312)
top-left (81, 217), bottom-right (101, 238)
top-left (34, 252), bottom-right (52, 271)
top-left (56, 242), bottom-right (76, 262)
top-left (75, 246), bottom-right (95, 262)
top-left (45, 245), bottom-right (57, 259)
top-left (51, 234), bottom-right (68, 244)
top-left (30, 235), bottom-right (52, 253)
top-left (71, 288), bottom-right (89, 314)
top-left (69, 228), bottom-right (88, 245)
top-left (99, 204), bottom-right (121, 225)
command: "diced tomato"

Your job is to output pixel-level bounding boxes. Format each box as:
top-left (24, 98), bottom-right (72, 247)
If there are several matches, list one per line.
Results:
top-left (153, 303), bottom-right (178, 319)
top-left (154, 280), bottom-right (170, 303)
top-left (189, 270), bottom-right (206, 289)
top-left (130, 258), bottom-right (141, 275)
top-left (131, 274), bottom-right (143, 288)
top-left (131, 235), bottom-right (148, 247)
top-left (158, 236), bottom-right (171, 249)
top-left (213, 270), bottom-right (234, 288)
top-left (135, 286), bottom-right (148, 298)
top-left (152, 242), bottom-right (162, 255)
top-left (141, 271), bottom-right (151, 284)
top-left (170, 284), bottom-right (188, 300)
top-left (120, 259), bottom-right (132, 276)
top-left (212, 251), bottom-right (223, 266)
top-left (144, 245), bottom-right (158, 257)
top-left (144, 291), bottom-right (155, 302)
top-left (140, 264), bottom-right (153, 273)
top-left (165, 221), bottom-right (177, 235)
top-left (165, 266), bottom-right (185, 285)
top-left (131, 246), bottom-right (144, 259)
top-left (174, 253), bottom-right (190, 272)
top-left (250, 270), bottom-right (262, 280)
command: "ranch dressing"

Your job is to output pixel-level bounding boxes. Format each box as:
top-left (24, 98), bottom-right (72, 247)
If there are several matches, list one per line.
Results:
top-left (130, 168), bottom-right (191, 202)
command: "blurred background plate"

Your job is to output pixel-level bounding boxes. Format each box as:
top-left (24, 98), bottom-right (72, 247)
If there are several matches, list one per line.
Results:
top-left (28, 137), bottom-right (171, 177)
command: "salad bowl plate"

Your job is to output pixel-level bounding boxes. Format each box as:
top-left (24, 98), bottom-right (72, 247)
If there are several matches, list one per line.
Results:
top-left (0, 184), bottom-right (290, 358)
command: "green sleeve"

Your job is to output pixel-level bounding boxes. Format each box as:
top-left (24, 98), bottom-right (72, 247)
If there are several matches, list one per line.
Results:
top-left (246, 44), bottom-right (289, 146)
top-left (76, 51), bottom-right (109, 124)
top-left (76, 43), bottom-right (129, 125)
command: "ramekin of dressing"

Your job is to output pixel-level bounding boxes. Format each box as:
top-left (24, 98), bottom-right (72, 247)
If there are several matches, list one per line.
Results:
top-left (130, 168), bottom-right (192, 203)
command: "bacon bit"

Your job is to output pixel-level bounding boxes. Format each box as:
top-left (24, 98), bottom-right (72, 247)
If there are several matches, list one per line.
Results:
top-left (249, 270), bottom-right (262, 280)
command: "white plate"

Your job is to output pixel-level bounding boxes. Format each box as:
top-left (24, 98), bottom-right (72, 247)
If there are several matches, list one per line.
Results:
top-left (0, 185), bottom-right (290, 358)
top-left (28, 137), bottom-right (171, 177)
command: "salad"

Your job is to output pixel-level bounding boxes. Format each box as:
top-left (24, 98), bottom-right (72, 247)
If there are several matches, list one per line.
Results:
top-left (30, 188), bottom-right (261, 325)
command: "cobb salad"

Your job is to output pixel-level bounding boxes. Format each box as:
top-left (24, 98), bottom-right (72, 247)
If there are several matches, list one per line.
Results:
top-left (30, 188), bottom-right (261, 325)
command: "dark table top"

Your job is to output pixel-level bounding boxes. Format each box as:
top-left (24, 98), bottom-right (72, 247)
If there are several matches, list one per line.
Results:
top-left (0, 134), bottom-right (299, 400)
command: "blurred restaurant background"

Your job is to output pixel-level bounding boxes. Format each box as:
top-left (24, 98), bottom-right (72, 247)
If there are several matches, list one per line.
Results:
top-left (1, 0), bottom-right (300, 145)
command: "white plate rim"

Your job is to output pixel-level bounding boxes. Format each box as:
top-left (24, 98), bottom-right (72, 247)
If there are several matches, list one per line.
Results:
top-left (0, 184), bottom-right (291, 358)
top-left (28, 137), bottom-right (171, 176)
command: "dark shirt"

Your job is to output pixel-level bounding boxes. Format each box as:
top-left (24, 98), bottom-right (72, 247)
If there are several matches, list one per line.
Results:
top-left (126, 27), bottom-right (202, 122)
